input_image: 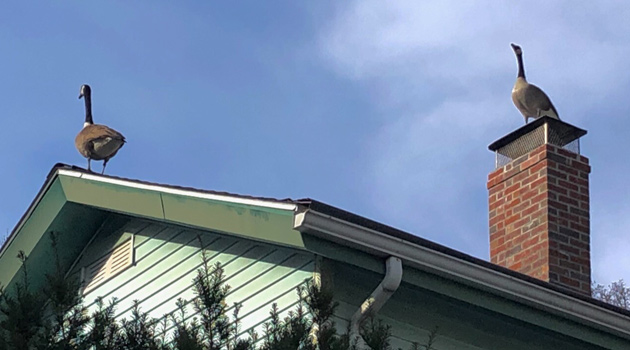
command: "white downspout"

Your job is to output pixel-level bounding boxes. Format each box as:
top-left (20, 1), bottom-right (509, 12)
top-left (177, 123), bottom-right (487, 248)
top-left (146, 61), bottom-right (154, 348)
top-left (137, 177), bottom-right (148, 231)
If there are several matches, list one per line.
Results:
top-left (349, 256), bottom-right (403, 349)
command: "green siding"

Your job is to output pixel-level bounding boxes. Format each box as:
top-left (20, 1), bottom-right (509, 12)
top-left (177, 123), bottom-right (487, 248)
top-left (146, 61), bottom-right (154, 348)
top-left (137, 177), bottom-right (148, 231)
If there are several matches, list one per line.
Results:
top-left (307, 236), bottom-right (628, 349)
top-left (74, 218), bottom-right (313, 337)
top-left (330, 260), bottom-right (610, 350)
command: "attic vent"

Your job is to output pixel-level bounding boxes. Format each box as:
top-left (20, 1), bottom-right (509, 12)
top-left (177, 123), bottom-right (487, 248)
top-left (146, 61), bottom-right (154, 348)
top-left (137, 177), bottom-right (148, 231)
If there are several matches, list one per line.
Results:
top-left (83, 237), bottom-right (134, 294)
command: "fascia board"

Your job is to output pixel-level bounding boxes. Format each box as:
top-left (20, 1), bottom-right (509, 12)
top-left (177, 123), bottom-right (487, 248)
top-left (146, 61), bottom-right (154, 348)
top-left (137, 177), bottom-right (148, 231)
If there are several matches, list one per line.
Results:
top-left (57, 170), bottom-right (297, 211)
top-left (57, 169), bottom-right (304, 248)
top-left (0, 178), bottom-right (67, 288)
top-left (294, 209), bottom-right (630, 346)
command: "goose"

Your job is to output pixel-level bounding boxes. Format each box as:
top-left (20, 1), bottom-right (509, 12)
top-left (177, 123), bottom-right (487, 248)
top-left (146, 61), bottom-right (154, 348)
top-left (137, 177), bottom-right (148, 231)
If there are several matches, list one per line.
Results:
top-left (75, 84), bottom-right (125, 174)
top-left (510, 43), bottom-right (560, 124)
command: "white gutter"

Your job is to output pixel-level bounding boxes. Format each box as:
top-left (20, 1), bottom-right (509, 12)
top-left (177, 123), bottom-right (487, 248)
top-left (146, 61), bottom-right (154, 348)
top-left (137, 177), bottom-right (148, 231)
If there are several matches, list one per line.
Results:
top-left (349, 256), bottom-right (402, 349)
top-left (294, 209), bottom-right (630, 342)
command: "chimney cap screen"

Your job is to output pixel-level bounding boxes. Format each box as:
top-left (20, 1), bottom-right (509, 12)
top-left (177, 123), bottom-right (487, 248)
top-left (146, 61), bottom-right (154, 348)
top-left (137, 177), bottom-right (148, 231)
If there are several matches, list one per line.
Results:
top-left (488, 117), bottom-right (587, 168)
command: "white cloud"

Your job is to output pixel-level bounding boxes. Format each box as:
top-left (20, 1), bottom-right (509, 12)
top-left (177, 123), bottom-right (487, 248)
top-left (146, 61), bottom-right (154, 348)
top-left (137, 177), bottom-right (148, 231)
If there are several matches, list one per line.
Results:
top-left (318, 1), bottom-right (630, 284)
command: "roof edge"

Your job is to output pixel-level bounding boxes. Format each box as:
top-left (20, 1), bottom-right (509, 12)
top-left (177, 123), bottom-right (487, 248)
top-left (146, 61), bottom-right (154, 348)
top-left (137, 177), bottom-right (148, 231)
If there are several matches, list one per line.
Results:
top-left (57, 169), bottom-right (298, 211)
top-left (0, 163), bottom-right (68, 257)
top-left (294, 208), bottom-right (630, 343)
top-left (2, 163), bottom-right (300, 259)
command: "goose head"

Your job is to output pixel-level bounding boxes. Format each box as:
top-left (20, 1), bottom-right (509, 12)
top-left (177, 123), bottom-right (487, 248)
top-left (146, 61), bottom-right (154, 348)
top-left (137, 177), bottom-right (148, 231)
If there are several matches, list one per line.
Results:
top-left (79, 84), bottom-right (91, 99)
top-left (510, 43), bottom-right (522, 56)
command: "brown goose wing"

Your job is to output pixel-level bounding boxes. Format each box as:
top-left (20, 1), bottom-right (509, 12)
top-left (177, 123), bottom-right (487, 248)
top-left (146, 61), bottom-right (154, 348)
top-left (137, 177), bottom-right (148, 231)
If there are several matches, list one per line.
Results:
top-left (522, 84), bottom-right (559, 119)
top-left (75, 124), bottom-right (126, 160)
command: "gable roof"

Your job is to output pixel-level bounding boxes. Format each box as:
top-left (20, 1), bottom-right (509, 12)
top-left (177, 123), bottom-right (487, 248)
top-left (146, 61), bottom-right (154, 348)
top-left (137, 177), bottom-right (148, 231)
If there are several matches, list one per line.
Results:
top-left (3, 163), bottom-right (630, 348)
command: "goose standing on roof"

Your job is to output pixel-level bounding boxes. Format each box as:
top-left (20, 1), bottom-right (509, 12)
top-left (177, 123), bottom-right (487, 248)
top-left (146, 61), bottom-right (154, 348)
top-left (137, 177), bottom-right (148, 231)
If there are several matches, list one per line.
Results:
top-left (75, 84), bottom-right (126, 174)
top-left (510, 43), bottom-right (560, 124)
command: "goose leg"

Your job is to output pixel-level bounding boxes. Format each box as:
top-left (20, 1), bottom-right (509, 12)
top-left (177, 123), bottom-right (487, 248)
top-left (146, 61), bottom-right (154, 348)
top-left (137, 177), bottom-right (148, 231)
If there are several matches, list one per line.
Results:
top-left (87, 159), bottom-right (92, 172)
top-left (102, 159), bottom-right (108, 175)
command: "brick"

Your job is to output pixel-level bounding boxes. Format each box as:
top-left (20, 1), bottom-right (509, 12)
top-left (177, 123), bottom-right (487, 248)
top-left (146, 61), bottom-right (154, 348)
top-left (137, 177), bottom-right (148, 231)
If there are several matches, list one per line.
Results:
top-left (557, 148), bottom-right (579, 159)
top-left (529, 176), bottom-right (547, 190)
top-left (558, 195), bottom-right (579, 207)
top-left (548, 183), bottom-right (568, 195)
top-left (529, 159), bottom-right (548, 174)
top-left (547, 168), bottom-right (568, 180)
top-left (547, 153), bottom-right (568, 165)
top-left (569, 222), bottom-right (589, 233)
top-left (488, 167), bottom-right (504, 180)
top-left (557, 180), bottom-right (579, 192)
top-left (489, 183), bottom-right (505, 195)
top-left (531, 192), bottom-right (549, 204)
top-left (504, 213), bottom-right (521, 226)
top-left (569, 207), bottom-right (589, 217)
top-left (548, 200), bottom-right (568, 211)
top-left (569, 176), bottom-right (589, 187)
top-left (489, 198), bottom-right (506, 212)
top-left (520, 156), bottom-right (541, 170)
top-left (557, 243), bottom-right (581, 256)
top-left (570, 160), bottom-right (591, 173)
top-left (557, 164), bottom-right (579, 176)
top-left (521, 203), bottom-right (541, 217)
top-left (559, 276), bottom-right (580, 288)
top-left (487, 140), bottom-right (591, 295)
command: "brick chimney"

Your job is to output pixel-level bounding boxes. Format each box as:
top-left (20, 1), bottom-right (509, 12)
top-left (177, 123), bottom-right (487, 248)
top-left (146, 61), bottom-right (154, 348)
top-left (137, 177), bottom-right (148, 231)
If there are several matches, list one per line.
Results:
top-left (487, 117), bottom-right (591, 295)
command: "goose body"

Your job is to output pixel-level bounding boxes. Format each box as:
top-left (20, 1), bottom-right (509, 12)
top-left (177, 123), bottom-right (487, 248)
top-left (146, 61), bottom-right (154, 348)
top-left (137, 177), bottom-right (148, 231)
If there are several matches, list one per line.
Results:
top-left (75, 84), bottom-right (125, 173)
top-left (510, 43), bottom-right (559, 124)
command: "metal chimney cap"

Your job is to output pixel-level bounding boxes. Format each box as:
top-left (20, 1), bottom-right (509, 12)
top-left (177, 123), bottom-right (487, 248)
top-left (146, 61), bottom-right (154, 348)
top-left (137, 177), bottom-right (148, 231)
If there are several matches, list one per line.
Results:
top-left (488, 117), bottom-right (587, 168)
top-left (489, 116), bottom-right (587, 152)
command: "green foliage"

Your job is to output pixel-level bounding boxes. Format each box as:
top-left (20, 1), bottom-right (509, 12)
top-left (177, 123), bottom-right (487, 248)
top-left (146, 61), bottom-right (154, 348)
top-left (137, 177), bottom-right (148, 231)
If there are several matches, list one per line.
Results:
top-left (0, 250), bottom-right (46, 349)
top-left (361, 318), bottom-right (391, 350)
top-left (43, 232), bottom-right (90, 350)
top-left (86, 298), bottom-right (121, 350)
top-left (192, 250), bottom-right (240, 350)
top-left (405, 326), bottom-right (438, 350)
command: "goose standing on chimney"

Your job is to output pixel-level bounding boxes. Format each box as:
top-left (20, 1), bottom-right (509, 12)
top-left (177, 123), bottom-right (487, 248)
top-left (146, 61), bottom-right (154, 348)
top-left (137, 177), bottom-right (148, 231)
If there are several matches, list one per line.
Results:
top-left (75, 84), bottom-right (126, 174)
top-left (510, 43), bottom-right (560, 124)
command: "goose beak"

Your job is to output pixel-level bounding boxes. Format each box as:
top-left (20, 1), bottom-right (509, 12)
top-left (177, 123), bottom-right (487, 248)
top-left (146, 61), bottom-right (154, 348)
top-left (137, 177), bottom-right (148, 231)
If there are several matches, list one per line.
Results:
top-left (78, 93), bottom-right (83, 99)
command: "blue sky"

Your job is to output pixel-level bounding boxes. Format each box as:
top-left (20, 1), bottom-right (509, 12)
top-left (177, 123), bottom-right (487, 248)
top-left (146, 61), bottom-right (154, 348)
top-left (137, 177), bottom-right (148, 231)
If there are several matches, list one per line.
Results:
top-left (2, 2), bottom-right (630, 285)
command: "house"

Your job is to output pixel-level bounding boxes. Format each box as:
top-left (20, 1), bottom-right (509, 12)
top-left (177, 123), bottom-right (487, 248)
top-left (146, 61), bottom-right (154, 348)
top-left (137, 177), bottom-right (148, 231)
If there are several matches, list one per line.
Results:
top-left (2, 117), bottom-right (630, 349)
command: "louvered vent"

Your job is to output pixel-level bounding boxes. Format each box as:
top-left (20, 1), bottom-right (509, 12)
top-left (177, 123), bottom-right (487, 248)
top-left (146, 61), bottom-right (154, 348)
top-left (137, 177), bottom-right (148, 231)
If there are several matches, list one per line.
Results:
top-left (83, 238), bottom-right (133, 294)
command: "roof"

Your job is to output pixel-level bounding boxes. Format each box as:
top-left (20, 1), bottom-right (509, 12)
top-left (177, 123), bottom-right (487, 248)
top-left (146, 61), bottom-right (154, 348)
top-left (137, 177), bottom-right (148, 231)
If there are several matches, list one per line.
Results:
top-left (3, 163), bottom-right (630, 348)
top-left (300, 199), bottom-right (630, 316)
top-left (2, 163), bottom-right (627, 314)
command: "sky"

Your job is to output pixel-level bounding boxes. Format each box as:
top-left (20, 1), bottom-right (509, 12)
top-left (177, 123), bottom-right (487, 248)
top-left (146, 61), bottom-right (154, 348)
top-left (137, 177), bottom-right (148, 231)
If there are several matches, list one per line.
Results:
top-left (1, 2), bottom-right (630, 286)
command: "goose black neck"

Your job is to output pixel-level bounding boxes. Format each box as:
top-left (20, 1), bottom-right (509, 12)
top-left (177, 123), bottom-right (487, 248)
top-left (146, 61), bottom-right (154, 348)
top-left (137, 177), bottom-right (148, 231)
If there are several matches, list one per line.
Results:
top-left (84, 93), bottom-right (93, 124)
top-left (516, 53), bottom-right (526, 79)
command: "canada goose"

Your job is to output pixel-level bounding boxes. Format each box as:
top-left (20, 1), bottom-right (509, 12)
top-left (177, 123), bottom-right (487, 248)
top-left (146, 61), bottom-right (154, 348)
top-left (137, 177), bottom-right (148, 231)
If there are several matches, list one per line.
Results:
top-left (510, 43), bottom-right (560, 124)
top-left (75, 84), bottom-right (125, 174)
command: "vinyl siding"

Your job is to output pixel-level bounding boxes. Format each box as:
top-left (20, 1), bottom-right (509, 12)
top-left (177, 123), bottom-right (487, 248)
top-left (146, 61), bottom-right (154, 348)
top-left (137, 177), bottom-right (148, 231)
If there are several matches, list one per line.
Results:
top-left (71, 218), bottom-right (314, 337)
top-left (330, 259), bottom-right (607, 350)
